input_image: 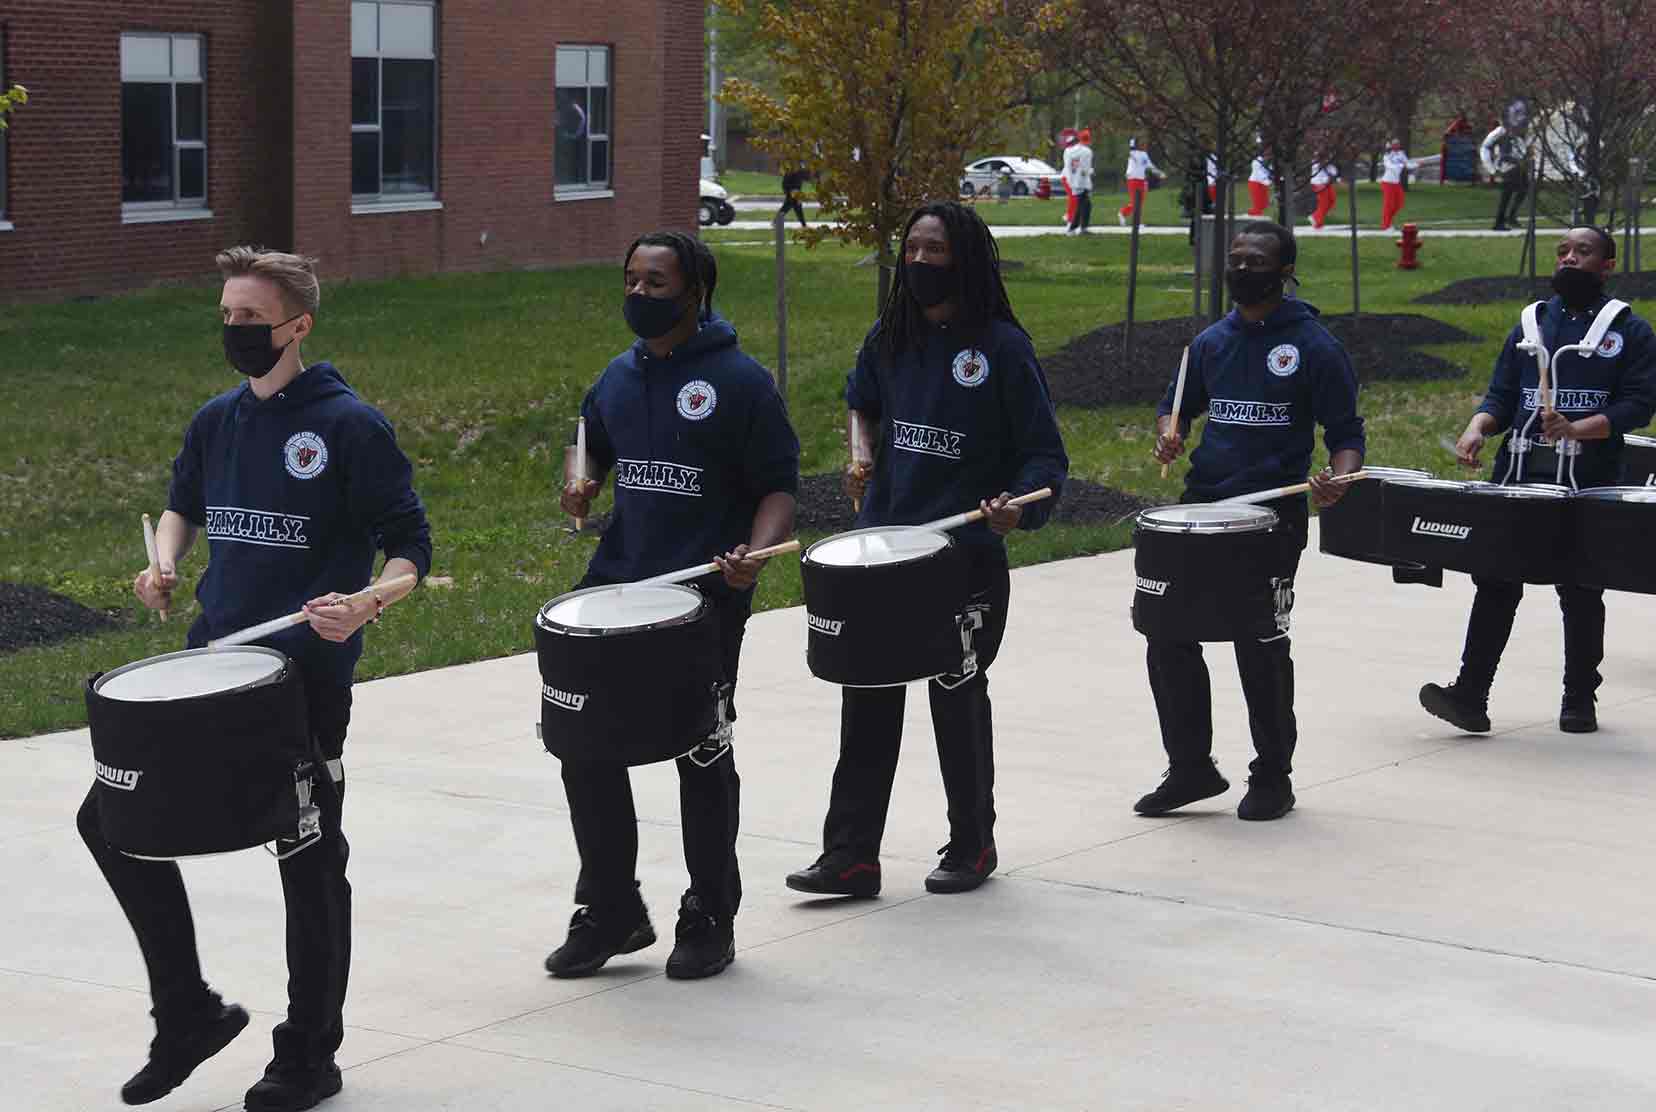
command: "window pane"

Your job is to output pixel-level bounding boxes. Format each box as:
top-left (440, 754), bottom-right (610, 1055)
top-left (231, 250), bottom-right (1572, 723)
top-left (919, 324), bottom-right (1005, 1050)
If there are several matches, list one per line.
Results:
top-left (352, 130), bottom-right (381, 195)
top-left (588, 47), bottom-right (607, 86)
top-left (179, 147), bottom-right (206, 201)
top-left (379, 3), bottom-right (434, 57)
top-left (589, 139), bottom-right (609, 185)
top-left (121, 83), bottom-right (174, 202)
top-left (352, 2), bottom-right (378, 55)
top-left (381, 59), bottom-right (434, 193)
top-left (172, 36), bottom-right (201, 79)
top-left (588, 86), bottom-right (608, 135)
top-left (176, 83), bottom-right (204, 142)
top-left (121, 35), bottom-right (171, 80)
top-left (554, 87), bottom-right (588, 186)
top-left (555, 47), bottom-right (586, 87)
top-left (352, 58), bottom-right (379, 125)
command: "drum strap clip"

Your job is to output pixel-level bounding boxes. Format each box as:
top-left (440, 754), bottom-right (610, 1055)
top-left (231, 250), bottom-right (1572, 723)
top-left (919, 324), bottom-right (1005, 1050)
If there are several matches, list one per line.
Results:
top-left (935, 607), bottom-right (985, 691)
top-left (685, 683), bottom-right (735, 768)
top-left (268, 761), bottom-right (325, 861)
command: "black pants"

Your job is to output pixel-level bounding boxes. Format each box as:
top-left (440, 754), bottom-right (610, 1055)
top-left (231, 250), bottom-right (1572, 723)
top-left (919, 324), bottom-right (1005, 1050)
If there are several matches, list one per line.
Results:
top-left (1070, 189), bottom-right (1092, 232)
top-left (78, 676), bottom-right (352, 1066)
top-left (1496, 168), bottom-right (1529, 226)
top-left (821, 551), bottom-right (1011, 861)
top-left (1456, 576), bottom-right (1605, 699)
top-left (778, 195), bottom-right (807, 228)
top-left (558, 586), bottom-right (751, 920)
top-left (1146, 502), bottom-right (1306, 777)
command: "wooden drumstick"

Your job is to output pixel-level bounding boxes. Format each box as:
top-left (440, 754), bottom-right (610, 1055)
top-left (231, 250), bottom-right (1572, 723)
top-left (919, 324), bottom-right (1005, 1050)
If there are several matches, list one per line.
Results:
top-left (636, 539), bottom-right (802, 587)
top-left (919, 487), bottom-right (1054, 532)
top-left (1220, 470), bottom-right (1370, 506)
top-left (849, 415), bottom-right (866, 514)
top-left (1161, 345), bottom-right (1190, 480)
top-left (208, 573), bottom-right (417, 650)
top-left (573, 416), bottom-right (588, 533)
top-left (141, 513), bottom-right (168, 623)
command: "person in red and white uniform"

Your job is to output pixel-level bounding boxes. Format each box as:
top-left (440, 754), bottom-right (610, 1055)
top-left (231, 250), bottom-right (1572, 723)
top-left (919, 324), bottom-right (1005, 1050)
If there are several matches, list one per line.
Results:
top-left (1309, 156), bottom-right (1339, 229)
top-left (1117, 137), bottom-right (1162, 226)
top-left (1378, 140), bottom-right (1415, 230)
top-left (1058, 132), bottom-right (1079, 228)
top-left (1247, 153), bottom-right (1273, 217)
top-left (1205, 153), bottom-right (1219, 206)
top-left (1064, 129), bottom-right (1096, 234)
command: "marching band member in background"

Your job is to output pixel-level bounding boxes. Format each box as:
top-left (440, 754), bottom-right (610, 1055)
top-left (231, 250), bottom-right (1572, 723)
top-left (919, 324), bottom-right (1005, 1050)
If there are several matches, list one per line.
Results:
top-left (1065, 128), bottom-right (1096, 234)
top-left (1480, 123), bottom-right (1531, 231)
top-left (1247, 151), bottom-right (1273, 218)
top-left (1059, 132), bottom-right (1079, 228)
top-left (1309, 155), bottom-right (1340, 229)
top-left (1378, 140), bottom-right (1415, 230)
top-left (1118, 136), bottom-right (1163, 226)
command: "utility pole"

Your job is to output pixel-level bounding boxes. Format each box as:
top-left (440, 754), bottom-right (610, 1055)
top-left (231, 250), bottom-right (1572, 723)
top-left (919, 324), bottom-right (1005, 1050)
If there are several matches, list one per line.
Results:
top-left (707, 6), bottom-right (724, 175)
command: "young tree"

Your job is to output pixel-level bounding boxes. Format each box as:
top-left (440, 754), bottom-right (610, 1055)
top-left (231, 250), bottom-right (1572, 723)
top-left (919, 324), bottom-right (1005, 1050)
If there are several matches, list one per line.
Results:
top-left (720, 0), bottom-right (1059, 308)
top-left (0, 84), bottom-right (27, 129)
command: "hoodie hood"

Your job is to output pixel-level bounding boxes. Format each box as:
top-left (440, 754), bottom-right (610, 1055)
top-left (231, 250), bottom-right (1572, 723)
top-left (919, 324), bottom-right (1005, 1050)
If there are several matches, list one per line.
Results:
top-left (626, 314), bottom-right (741, 368)
top-left (235, 361), bottom-right (358, 413)
top-left (1219, 297), bottom-right (1320, 337)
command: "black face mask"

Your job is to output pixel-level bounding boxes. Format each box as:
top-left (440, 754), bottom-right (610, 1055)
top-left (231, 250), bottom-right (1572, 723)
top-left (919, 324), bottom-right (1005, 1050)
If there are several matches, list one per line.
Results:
top-left (1225, 267), bottom-right (1285, 308)
top-left (624, 291), bottom-right (694, 340)
top-left (1552, 265), bottom-right (1604, 311)
top-left (223, 313), bottom-right (304, 378)
top-left (904, 261), bottom-right (957, 309)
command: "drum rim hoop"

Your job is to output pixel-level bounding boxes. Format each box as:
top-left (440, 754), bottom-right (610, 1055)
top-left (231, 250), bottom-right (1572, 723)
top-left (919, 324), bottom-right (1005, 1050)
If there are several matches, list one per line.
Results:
top-left (92, 645), bottom-right (290, 700)
top-left (1363, 466), bottom-right (1435, 480)
top-left (536, 582), bottom-right (708, 637)
top-left (1135, 503), bottom-right (1278, 534)
top-left (1464, 481), bottom-right (1571, 499)
top-left (1571, 485), bottom-right (1656, 501)
top-left (803, 525), bottom-right (954, 568)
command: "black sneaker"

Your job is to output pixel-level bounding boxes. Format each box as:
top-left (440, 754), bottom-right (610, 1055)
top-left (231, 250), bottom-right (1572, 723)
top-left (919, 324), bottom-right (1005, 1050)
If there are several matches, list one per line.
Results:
top-left (1560, 692), bottom-right (1598, 733)
top-left (243, 1059), bottom-right (343, 1112)
top-left (120, 998), bottom-right (249, 1105)
top-left (924, 843), bottom-right (997, 894)
top-left (1133, 760), bottom-right (1230, 816)
top-left (665, 893), bottom-right (734, 980)
top-left (1237, 774), bottom-right (1296, 821)
top-left (785, 853), bottom-right (881, 897)
top-left (543, 904), bottom-right (656, 979)
top-left (1419, 681), bottom-right (1491, 733)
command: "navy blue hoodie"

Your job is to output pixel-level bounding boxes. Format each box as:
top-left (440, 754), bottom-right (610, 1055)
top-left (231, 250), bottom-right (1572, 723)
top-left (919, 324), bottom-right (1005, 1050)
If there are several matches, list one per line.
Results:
top-left (168, 362), bottom-right (432, 685)
top-left (1159, 298), bottom-right (1365, 501)
top-left (581, 314), bottom-right (800, 587)
top-left (846, 317), bottom-right (1069, 554)
top-left (1478, 293), bottom-right (1656, 485)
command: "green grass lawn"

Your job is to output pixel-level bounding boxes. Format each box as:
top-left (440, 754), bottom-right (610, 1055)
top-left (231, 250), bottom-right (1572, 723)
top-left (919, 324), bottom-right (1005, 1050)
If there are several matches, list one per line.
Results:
top-left (1, 231), bottom-right (1645, 737)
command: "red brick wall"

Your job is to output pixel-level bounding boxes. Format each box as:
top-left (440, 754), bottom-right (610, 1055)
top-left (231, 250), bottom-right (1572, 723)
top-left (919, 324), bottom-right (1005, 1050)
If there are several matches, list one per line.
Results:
top-left (0, 0), bottom-right (704, 300)
top-left (0, 1), bottom-right (290, 301)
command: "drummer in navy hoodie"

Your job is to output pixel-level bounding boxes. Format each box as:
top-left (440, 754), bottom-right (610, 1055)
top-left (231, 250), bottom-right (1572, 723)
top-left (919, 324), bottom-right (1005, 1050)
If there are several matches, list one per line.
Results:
top-left (1140, 220), bottom-right (1364, 821)
top-left (551, 232), bottom-right (799, 981)
top-left (784, 201), bottom-right (1068, 898)
top-left (80, 247), bottom-right (430, 1110)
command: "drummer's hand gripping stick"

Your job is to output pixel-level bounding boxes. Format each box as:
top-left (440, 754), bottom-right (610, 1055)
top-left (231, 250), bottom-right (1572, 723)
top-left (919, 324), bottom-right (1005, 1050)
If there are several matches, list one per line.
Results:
top-left (919, 487), bottom-right (1055, 532)
top-left (208, 573), bottom-right (418, 649)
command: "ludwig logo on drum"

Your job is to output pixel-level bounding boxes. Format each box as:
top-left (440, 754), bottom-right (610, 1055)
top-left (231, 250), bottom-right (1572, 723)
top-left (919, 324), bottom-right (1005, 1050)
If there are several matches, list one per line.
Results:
top-left (95, 760), bottom-right (143, 791)
top-left (283, 431), bottom-right (329, 480)
top-left (951, 349), bottom-right (990, 388)
top-left (541, 683), bottom-right (588, 712)
top-left (1135, 576), bottom-right (1169, 596)
top-left (1410, 516), bottom-right (1471, 541)
top-left (807, 613), bottom-right (844, 636)
top-left (677, 379), bottom-right (718, 421)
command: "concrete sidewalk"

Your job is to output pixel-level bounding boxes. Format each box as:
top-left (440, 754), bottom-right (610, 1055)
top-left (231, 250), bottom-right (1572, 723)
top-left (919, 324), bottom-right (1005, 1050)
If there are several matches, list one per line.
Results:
top-left (7, 525), bottom-right (1656, 1111)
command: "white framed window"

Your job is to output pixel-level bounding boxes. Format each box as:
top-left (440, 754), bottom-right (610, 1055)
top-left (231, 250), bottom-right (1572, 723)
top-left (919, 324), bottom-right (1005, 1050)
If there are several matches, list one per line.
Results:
top-left (352, 1), bottom-right (438, 203)
top-left (555, 45), bottom-right (611, 195)
top-left (120, 32), bottom-right (207, 218)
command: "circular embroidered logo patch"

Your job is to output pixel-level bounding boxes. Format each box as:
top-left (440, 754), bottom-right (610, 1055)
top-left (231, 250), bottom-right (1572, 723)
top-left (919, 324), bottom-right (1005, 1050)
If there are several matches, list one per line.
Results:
top-left (283, 431), bottom-right (328, 480)
top-left (1267, 343), bottom-right (1301, 377)
top-left (677, 379), bottom-right (717, 421)
top-left (1597, 331), bottom-right (1624, 358)
top-left (952, 349), bottom-right (991, 388)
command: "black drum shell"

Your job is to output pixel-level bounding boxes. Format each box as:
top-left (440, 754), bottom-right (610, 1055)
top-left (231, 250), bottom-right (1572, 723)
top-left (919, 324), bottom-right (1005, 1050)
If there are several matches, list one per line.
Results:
top-left (85, 658), bottom-right (309, 857)
top-left (1570, 494), bottom-right (1656, 593)
top-left (1382, 483), bottom-right (1567, 584)
top-left (1623, 435), bottom-right (1656, 487)
top-left (1318, 468), bottom-right (1430, 567)
top-left (534, 597), bottom-right (721, 765)
top-left (1131, 525), bottom-right (1281, 642)
top-left (801, 533), bottom-right (968, 687)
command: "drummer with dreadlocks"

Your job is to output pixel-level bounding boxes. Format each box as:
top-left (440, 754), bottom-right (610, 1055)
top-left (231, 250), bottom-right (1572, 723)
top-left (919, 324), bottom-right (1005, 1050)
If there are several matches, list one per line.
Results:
top-left (1422, 226), bottom-right (1656, 736)
top-left (785, 201), bottom-right (1068, 898)
top-left (551, 231), bottom-right (799, 980)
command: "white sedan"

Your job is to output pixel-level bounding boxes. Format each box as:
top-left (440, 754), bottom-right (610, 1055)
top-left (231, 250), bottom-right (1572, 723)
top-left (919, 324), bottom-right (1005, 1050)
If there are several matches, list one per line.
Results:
top-left (960, 156), bottom-right (1061, 197)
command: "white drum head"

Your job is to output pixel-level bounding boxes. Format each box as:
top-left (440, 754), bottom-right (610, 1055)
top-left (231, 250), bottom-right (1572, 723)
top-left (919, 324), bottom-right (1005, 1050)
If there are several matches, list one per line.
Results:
top-left (1573, 485), bottom-right (1656, 503)
top-left (539, 583), bottom-right (702, 633)
top-left (806, 527), bottom-right (950, 568)
top-left (1136, 504), bottom-right (1277, 534)
top-left (95, 646), bottom-right (288, 702)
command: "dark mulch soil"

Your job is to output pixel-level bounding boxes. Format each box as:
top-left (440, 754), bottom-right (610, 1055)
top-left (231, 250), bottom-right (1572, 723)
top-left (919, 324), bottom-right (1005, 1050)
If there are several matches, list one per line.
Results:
top-left (1040, 312), bottom-right (1473, 409)
top-left (792, 472), bottom-right (1149, 535)
top-left (1415, 270), bottom-right (1656, 306)
top-left (0, 582), bottom-right (121, 655)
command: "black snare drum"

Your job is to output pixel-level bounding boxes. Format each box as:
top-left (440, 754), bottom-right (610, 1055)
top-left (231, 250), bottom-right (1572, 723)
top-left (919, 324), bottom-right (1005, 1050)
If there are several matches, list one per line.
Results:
top-left (1382, 479), bottom-right (1569, 584)
top-left (1318, 465), bottom-right (1432, 567)
top-left (801, 526), bottom-right (969, 687)
top-left (1569, 486), bottom-right (1656, 593)
top-left (1623, 434), bottom-right (1656, 487)
top-left (85, 647), bottom-right (312, 859)
top-left (534, 584), bottom-right (722, 765)
top-left (1132, 504), bottom-right (1283, 642)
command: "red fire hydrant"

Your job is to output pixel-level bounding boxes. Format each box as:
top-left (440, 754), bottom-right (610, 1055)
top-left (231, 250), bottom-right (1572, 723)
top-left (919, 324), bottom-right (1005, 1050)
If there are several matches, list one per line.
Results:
top-left (1036, 177), bottom-right (1052, 200)
top-left (1396, 222), bottom-right (1424, 269)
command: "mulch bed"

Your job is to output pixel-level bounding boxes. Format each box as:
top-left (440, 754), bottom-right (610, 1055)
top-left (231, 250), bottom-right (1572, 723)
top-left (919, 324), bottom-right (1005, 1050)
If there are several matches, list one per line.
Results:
top-left (793, 472), bottom-right (1149, 534)
top-left (1414, 270), bottom-right (1656, 306)
top-left (0, 582), bottom-right (121, 655)
top-left (1040, 312), bottom-right (1475, 409)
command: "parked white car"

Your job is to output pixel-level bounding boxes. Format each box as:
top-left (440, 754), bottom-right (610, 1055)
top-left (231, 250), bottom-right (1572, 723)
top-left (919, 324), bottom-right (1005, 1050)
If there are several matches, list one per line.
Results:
top-left (699, 178), bottom-right (735, 226)
top-left (959, 156), bottom-right (1060, 197)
